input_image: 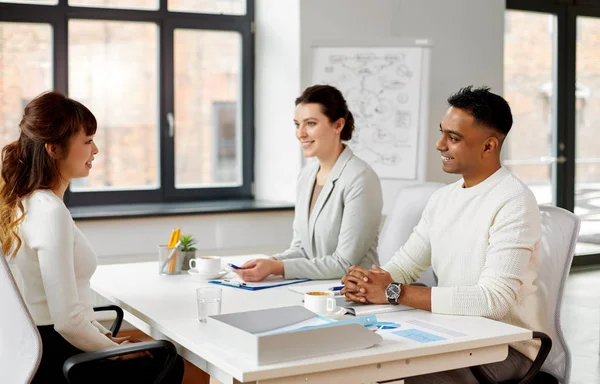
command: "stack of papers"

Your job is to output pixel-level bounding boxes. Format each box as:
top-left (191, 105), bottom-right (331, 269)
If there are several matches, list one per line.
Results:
top-left (343, 302), bottom-right (413, 316)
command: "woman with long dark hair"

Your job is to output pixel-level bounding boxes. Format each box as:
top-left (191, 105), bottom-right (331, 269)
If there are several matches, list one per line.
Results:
top-left (0, 91), bottom-right (184, 384)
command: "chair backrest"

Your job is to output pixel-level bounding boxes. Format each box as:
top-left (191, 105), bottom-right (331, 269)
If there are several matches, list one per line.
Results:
top-left (0, 252), bottom-right (42, 384)
top-left (537, 205), bottom-right (580, 384)
top-left (377, 182), bottom-right (445, 268)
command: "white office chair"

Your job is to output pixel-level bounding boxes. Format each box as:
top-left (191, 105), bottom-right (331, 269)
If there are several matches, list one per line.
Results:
top-left (0, 252), bottom-right (179, 384)
top-left (535, 205), bottom-right (580, 383)
top-left (0, 253), bottom-right (42, 384)
top-left (470, 205), bottom-right (580, 384)
top-left (377, 182), bottom-right (445, 285)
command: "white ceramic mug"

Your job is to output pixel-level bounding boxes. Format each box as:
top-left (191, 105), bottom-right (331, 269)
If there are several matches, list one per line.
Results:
top-left (189, 256), bottom-right (222, 274)
top-left (304, 291), bottom-right (336, 314)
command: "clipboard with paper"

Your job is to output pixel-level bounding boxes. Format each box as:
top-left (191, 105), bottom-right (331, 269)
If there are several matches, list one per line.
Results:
top-left (209, 276), bottom-right (311, 291)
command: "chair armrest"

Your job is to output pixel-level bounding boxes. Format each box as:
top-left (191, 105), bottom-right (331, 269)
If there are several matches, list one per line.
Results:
top-left (469, 331), bottom-right (552, 384)
top-left (93, 305), bottom-right (124, 336)
top-left (63, 340), bottom-right (178, 384)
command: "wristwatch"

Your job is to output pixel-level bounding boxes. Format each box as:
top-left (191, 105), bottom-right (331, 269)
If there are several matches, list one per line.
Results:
top-left (385, 282), bottom-right (402, 305)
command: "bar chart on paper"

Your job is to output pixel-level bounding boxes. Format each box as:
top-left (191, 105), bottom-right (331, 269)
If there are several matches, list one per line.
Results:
top-left (393, 329), bottom-right (446, 343)
top-left (386, 318), bottom-right (468, 343)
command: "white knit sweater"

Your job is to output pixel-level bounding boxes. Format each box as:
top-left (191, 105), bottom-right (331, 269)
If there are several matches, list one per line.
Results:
top-left (383, 167), bottom-right (547, 361)
top-left (11, 190), bottom-right (118, 352)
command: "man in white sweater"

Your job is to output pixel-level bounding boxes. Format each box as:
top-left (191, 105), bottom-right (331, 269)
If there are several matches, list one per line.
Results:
top-left (342, 86), bottom-right (546, 383)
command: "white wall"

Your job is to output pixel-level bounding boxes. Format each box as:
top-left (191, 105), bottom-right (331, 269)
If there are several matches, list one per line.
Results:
top-left (254, 0), bottom-right (302, 203)
top-left (77, 211), bottom-right (294, 264)
top-left (79, 0), bottom-right (505, 260)
top-left (299, 0), bottom-right (505, 212)
top-left (389, 0), bottom-right (505, 184)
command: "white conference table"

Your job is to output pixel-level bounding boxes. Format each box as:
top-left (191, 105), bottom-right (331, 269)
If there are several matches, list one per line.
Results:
top-left (91, 257), bottom-right (532, 384)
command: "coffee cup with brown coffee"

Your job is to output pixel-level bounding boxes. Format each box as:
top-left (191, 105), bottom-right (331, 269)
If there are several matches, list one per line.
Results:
top-left (304, 291), bottom-right (336, 314)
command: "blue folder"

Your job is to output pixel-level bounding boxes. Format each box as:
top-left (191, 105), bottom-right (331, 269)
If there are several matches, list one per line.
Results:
top-left (208, 278), bottom-right (311, 291)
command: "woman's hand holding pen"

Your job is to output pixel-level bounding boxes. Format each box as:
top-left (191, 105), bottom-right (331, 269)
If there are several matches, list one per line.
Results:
top-left (232, 259), bottom-right (284, 282)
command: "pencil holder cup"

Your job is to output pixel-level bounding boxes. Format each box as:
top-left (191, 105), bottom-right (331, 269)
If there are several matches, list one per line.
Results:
top-left (158, 245), bottom-right (183, 275)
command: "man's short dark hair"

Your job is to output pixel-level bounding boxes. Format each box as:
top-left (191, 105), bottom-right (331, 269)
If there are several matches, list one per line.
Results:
top-left (447, 86), bottom-right (513, 136)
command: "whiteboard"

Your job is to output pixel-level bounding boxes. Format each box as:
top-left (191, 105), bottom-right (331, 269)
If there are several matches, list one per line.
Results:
top-left (311, 43), bottom-right (430, 180)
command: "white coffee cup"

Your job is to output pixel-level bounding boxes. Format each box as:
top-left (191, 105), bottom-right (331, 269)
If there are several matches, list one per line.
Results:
top-left (189, 257), bottom-right (222, 274)
top-left (304, 291), bottom-right (336, 314)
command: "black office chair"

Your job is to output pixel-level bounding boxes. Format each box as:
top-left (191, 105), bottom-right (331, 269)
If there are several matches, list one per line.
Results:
top-left (470, 331), bottom-right (556, 384)
top-left (63, 305), bottom-right (179, 384)
top-left (0, 253), bottom-right (179, 384)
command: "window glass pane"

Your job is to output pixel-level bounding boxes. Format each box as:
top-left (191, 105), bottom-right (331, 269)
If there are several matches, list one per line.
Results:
top-left (68, 0), bottom-right (157, 10)
top-left (174, 29), bottom-right (242, 188)
top-left (69, 20), bottom-right (158, 191)
top-left (168, 0), bottom-right (245, 15)
top-left (503, 10), bottom-right (557, 206)
top-left (0, 22), bottom-right (52, 147)
top-left (0, 0), bottom-right (56, 4)
top-left (575, 16), bottom-right (600, 255)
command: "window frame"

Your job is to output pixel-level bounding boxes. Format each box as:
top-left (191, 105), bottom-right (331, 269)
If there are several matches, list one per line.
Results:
top-left (0, 0), bottom-right (255, 207)
top-left (507, 0), bottom-right (600, 266)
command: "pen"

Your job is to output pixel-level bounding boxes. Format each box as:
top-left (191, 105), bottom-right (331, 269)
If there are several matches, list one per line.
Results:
top-left (223, 279), bottom-right (247, 286)
top-left (160, 240), bottom-right (181, 274)
top-left (329, 285), bottom-right (344, 291)
top-left (227, 263), bottom-right (242, 270)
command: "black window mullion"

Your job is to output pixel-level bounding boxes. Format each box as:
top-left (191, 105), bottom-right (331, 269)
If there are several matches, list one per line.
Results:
top-left (55, 1), bottom-right (71, 202)
top-left (241, 9), bottom-right (254, 199)
top-left (556, 7), bottom-right (577, 212)
top-left (554, 4), bottom-right (570, 210)
top-left (162, 20), bottom-right (174, 202)
top-left (506, 0), bottom-right (564, 13)
top-left (54, 5), bottom-right (68, 96)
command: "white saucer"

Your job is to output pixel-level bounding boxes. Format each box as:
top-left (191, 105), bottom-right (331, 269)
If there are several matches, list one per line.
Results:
top-left (316, 306), bottom-right (347, 320)
top-left (187, 269), bottom-right (228, 281)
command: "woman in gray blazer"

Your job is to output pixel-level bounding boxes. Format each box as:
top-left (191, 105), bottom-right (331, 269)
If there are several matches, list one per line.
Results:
top-left (234, 85), bottom-right (383, 281)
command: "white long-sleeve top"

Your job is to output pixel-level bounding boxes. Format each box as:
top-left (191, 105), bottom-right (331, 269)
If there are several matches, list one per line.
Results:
top-left (383, 167), bottom-right (548, 361)
top-left (11, 190), bottom-right (118, 352)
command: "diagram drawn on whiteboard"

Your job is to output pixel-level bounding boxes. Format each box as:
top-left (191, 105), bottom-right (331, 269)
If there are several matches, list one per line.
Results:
top-left (312, 46), bottom-right (425, 180)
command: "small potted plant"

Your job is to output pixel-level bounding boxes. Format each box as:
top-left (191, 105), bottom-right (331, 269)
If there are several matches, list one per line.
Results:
top-left (180, 234), bottom-right (198, 271)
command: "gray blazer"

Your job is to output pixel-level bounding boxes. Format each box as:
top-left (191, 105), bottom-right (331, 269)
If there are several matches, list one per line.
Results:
top-left (274, 146), bottom-right (383, 279)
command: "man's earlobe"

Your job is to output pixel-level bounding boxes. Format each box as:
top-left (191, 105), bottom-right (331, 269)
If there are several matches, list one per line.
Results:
top-left (484, 137), bottom-right (499, 154)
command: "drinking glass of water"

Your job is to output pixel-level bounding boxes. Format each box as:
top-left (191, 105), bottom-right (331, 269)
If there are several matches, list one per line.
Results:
top-left (196, 286), bottom-right (222, 323)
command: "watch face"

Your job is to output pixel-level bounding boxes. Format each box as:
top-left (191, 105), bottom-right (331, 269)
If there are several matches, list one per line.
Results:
top-left (386, 283), bottom-right (400, 298)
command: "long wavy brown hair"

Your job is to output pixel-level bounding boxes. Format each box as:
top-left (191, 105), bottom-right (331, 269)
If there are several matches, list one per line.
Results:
top-left (0, 91), bottom-right (97, 257)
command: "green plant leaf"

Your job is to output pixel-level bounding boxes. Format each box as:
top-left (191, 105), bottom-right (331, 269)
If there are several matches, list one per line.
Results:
top-left (179, 233), bottom-right (197, 252)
